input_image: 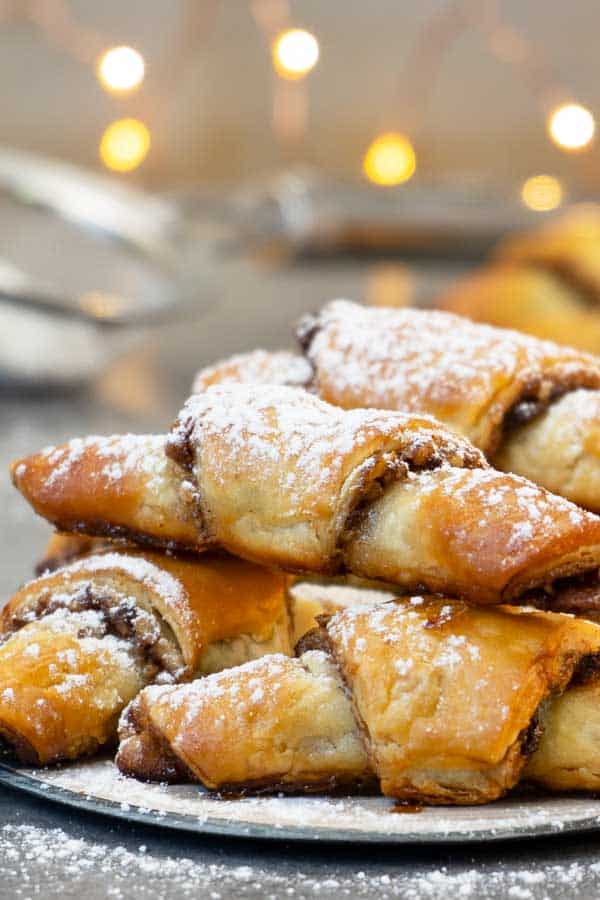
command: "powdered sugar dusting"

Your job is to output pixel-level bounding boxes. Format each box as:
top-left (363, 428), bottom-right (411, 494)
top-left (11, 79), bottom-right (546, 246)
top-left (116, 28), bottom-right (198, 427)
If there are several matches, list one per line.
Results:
top-left (25, 755), bottom-right (600, 853)
top-left (328, 600), bottom-right (483, 676)
top-left (148, 653), bottom-right (292, 736)
top-left (397, 466), bottom-right (594, 576)
top-left (64, 552), bottom-right (190, 625)
top-left (304, 300), bottom-right (598, 445)
top-left (174, 384), bottom-right (482, 509)
top-left (41, 434), bottom-right (169, 491)
top-left (192, 349), bottom-right (313, 393)
top-left (12, 608), bottom-right (141, 681)
top-left (4, 811), bottom-right (600, 898)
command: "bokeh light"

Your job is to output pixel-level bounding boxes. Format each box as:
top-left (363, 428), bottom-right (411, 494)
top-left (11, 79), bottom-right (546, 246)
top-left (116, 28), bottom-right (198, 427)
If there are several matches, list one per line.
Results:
top-left (363, 133), bottom-right (416, 186)
top-left (99, 118), bottom-right (150, 172)
top-left (548, 103), bottom-right (595, 151)
top-left (97, 46), bottom-right (145, 93)
top-left (520, 175), bottom-right (563, 212)
top-left (272, 29), bottom-right (319, 79)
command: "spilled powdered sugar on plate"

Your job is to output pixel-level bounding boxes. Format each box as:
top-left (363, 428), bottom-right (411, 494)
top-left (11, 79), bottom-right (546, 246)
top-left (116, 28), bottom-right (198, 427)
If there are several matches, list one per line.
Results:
top-left (6, 757), bottom-right (600, 845)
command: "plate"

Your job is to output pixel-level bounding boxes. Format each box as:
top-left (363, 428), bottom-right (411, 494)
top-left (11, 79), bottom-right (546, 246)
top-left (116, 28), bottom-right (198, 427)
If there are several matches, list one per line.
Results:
top-left (1, 758), bottom-right (600, 844)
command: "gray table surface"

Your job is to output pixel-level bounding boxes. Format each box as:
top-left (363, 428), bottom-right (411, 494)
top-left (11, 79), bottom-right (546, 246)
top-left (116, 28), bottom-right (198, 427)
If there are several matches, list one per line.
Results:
top-left (3, 256), bottom-right (600, 899)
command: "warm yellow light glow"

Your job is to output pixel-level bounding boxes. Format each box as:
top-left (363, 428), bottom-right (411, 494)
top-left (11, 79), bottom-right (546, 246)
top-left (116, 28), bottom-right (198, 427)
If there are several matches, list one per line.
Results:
top-left (548, 103), bottom-right (595, 151)
top-left (272, 29), bottom-right (319, 79)
top-left (97, 46), bottom-right (145, 93)
top-left (363, 133), bottom-right (416, 186)
top-left (99, 119), bottom-right (150, 172)
top-left (521, 175), bottom-right (563, 212)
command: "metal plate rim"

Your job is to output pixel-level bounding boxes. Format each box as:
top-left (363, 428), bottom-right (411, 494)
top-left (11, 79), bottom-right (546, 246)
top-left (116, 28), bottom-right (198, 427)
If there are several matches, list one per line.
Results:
top-left (3, 762), bottom-right (600, 845)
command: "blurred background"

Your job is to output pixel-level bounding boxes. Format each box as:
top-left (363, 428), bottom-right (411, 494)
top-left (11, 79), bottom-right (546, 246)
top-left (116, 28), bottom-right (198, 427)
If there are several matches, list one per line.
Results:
top-left (2, 0), bottom-right (599, 189)
top-left (3, 0), bottom-right (600, 384)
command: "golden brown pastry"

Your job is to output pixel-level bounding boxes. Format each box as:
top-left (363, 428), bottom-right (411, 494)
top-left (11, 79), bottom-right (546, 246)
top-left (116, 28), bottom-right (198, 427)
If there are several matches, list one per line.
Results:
top-left (523, 679), bottom-right (600, 792)
top-left (0, 611), bottom-right (146, 766)
top-left (493, 388), bottom-right (600, 512)
top-left (35, 533), bottom-right (112, 573)
top-left (438, 207), bottom-right (600, 354)
top-left (191, 343), bottom-right (600, 514)
top-left (0, 548), bottom-right (291, 765)
top-left (298, 300), bottom-right (600, 511)
top-left (11, 435), bottom-right (200, 552)
top-left (12, 384), bottom-right (600, 609)
top-left (116, 596), bottom-right (600, 804)
top-left (299, 300), bottom-right (600, 455)
top-left (192, 349), bottom-right (312, 394)
top-left (117, 650), bottom-right (374, 790)
top-left (288, 579), bottom-right (397, 645)
top-left (116, 688), bottom-right (189, 783)
top-left (118, 579), bottom-right (385, 785)
top-left (437, 264), bottom-right (600, 355)
top-left (497, 206), bottom-right (600, 302)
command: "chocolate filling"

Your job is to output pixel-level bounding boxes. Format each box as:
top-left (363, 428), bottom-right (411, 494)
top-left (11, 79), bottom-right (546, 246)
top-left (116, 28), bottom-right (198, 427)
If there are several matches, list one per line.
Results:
top-left (2, 585), bottom-right (178, 678)
top-left (116, 701), bottom-right (190, 784)
top-left (215, 772), bottom-right (378, 798)
top-left (519, 707), bottom-right (545, 759)
top-left (570, 651), bottom-right (600, 687)
top-left (501, 376), bottom-right (577, 435)
top-left (517, 650), bottom-right (600, 770)
top-left (294, 622), bottom-right (331, 657)
top-left (503, 398), bottom-right (548, 431)
top-left (295, 312), bottom-right (320, 355)
top-left (521, 570), bottom-right (600, 618)
top-left (39, 517), bottom-right (201, 557)
top-left (339, 440), bottom-right (482, 575)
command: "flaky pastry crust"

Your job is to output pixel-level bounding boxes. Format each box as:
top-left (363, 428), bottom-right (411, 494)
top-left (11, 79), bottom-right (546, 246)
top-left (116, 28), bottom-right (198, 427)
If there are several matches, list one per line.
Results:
top-left (192, 349), bottom-right (312, 394)
top-left (297, 300), bottom-right (600, 513)
top-left (117, 597), bottom-right (600, 804)
top-left (12, 385), bottom-right (600, 608)
top-left (496, 206), bottom-right (600, 303)
top-left (299, 300), bottom-right (600, 457)
top-left (0, 548), bottom-right (291, 765)
top-left (437, 264), bottom-right (600, 355)
top-left (11, 435), bottom-right (200, 552)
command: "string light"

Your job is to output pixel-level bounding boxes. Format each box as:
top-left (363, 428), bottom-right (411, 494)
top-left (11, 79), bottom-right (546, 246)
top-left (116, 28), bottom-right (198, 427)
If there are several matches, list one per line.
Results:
top-left (363, 133), bottom-right (416, 186)
top-left (99, 118), bottom-right (150, 172)
top-left (272, 28), bottom-right (319, 79)
top-left (548, 103), bottom-right (595, 151)
top-left (97, 45), bottom-right (145, 93)
top-left (521, 175), bottom-right (563, 212)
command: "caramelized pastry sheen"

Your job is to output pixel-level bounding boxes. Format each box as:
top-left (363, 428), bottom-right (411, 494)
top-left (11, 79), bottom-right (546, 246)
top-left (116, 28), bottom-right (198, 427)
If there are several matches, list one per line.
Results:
top-left (0, 548), bottom-right (291, 765)
top-left (117, 651), bottom-right (372, 792)
top-left (300, 300), bottom-right (600, 455)
top-left (118, 597), bottom-right (600, 804)
top-left (193, 349), bottom-right (312, 394)
top-left (0, 611), bottom-right (145, 765)
top-left (11, 435), bottom-right (199, 551)
top-left (299, 300), bottom-right (600, 511)
top-left (12, 385), bottom-right (600, 608)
